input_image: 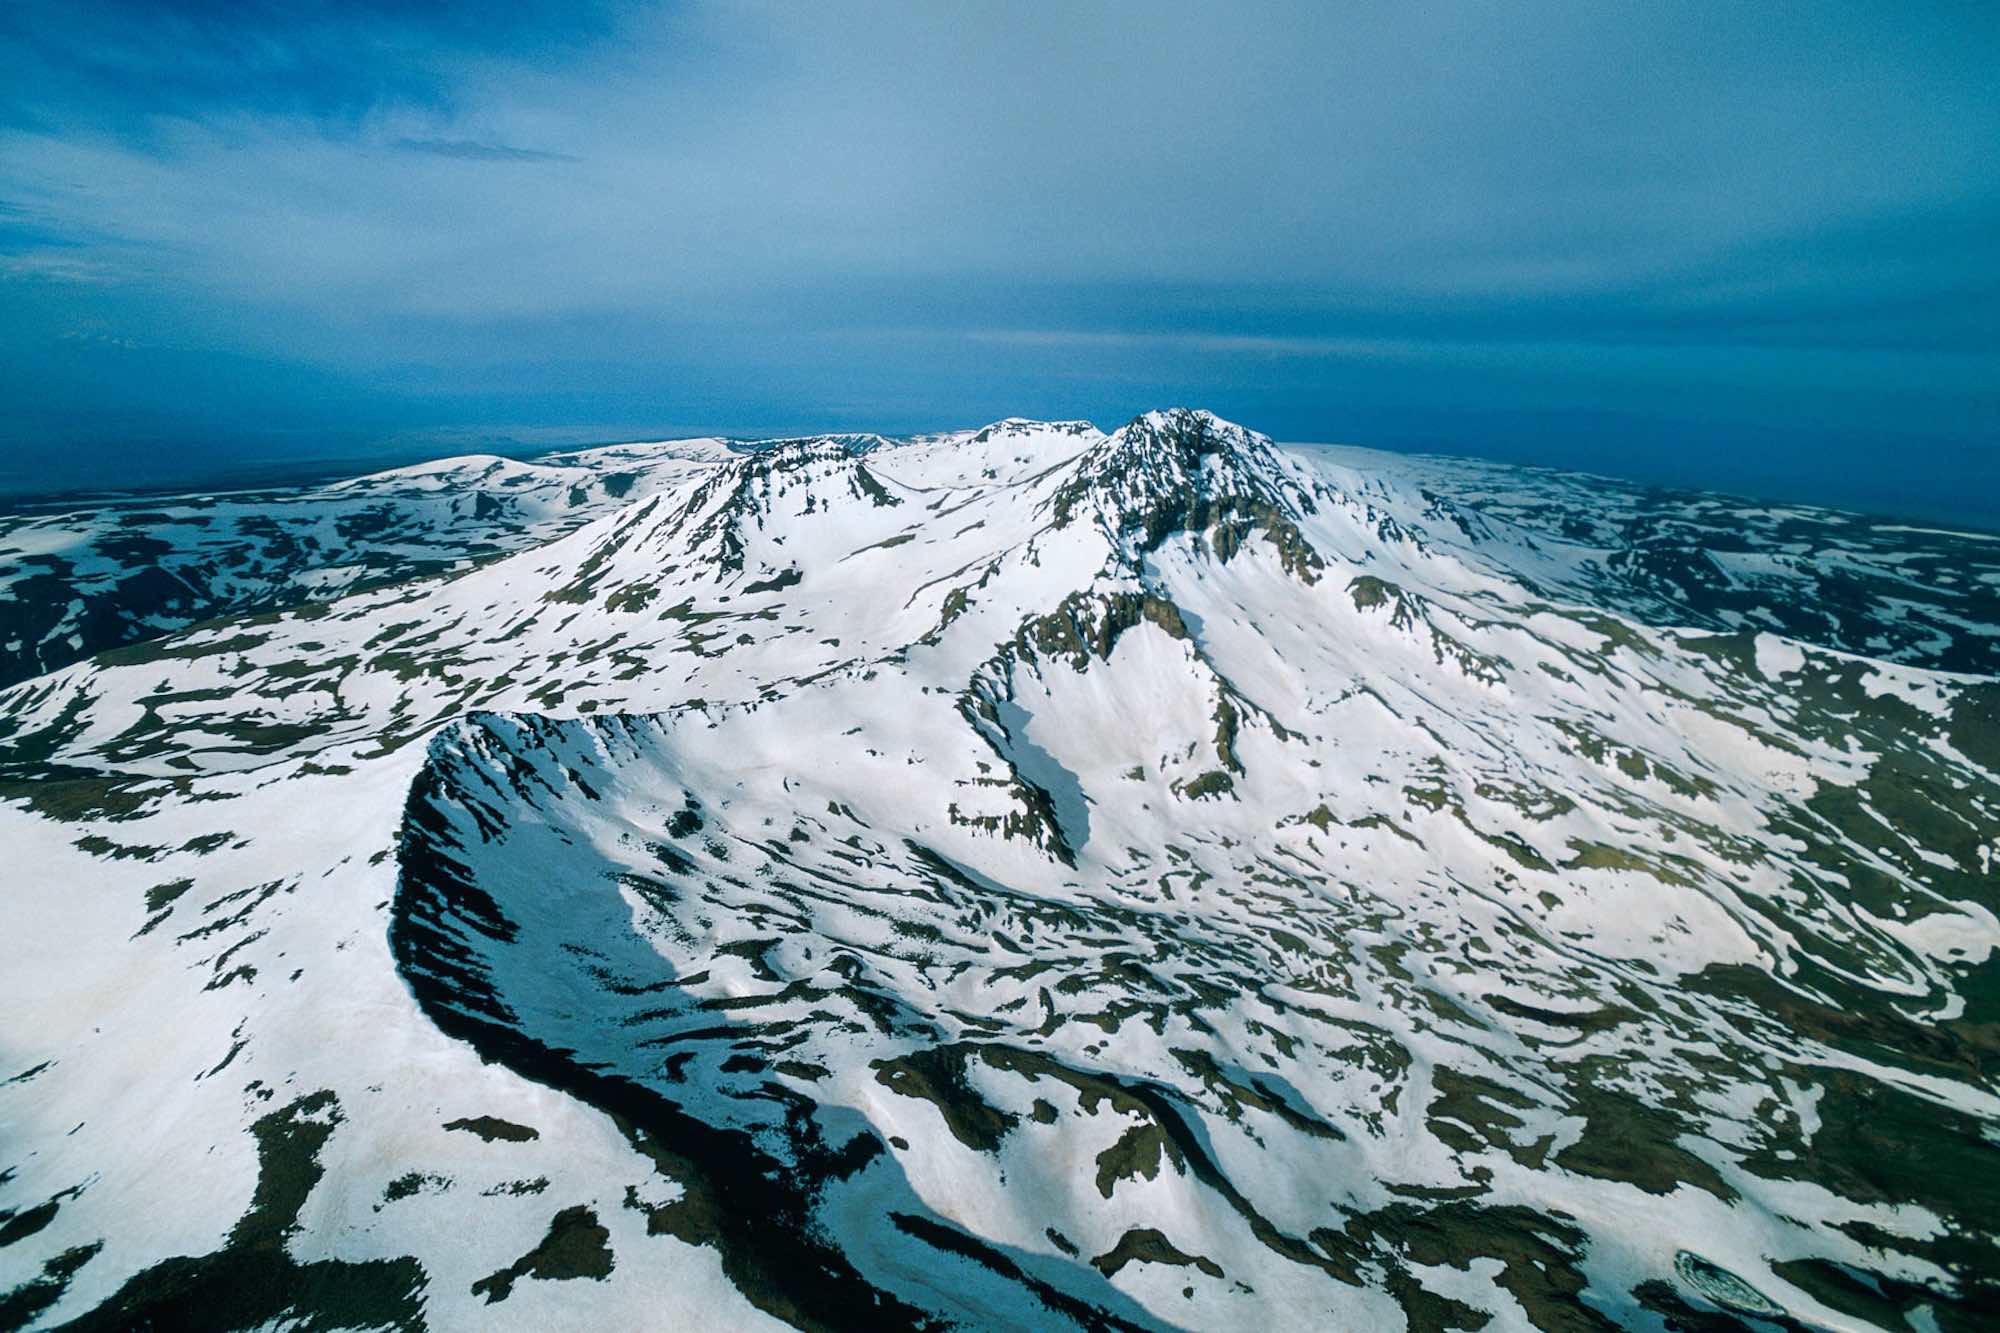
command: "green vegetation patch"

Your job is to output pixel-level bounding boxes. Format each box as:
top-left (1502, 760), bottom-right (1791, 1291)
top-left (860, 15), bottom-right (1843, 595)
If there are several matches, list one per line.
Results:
top-left (471, 1205), bottom-right (614, 1303)
top-left (1091, 1227), bottom-right (1223, 1280)
top-left (872, 1046), bottom-right (1019, 1153)
top-left (45, 1090), bottom-right (427, 1331)
top-left (1181, 770), bottom-right (1235, 801)
top-left (444, 1115), bottom-right (540, 1144)
top-left (1094, 1121), bottom-right (1186, 1198)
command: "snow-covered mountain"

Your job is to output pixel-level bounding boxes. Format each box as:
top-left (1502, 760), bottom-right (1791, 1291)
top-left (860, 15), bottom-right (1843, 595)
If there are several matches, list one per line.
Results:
top-left (0, 441), bottom-right (733, 691)
top-left (1, 410), bottom-right (1995, 1331)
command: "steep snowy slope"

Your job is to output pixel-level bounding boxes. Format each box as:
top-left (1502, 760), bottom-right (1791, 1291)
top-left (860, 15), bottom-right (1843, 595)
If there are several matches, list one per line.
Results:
top-left (1, 412), bottom-right (1995, 1331)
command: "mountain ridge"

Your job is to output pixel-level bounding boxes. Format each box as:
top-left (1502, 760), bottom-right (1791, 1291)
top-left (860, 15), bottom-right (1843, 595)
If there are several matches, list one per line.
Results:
top-left (1, 409), bottom-right (1996, 1330)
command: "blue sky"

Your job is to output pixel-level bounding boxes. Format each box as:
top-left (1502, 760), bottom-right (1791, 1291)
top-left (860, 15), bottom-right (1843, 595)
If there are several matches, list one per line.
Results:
top-left (2, 2), bottom-right (1995, 523)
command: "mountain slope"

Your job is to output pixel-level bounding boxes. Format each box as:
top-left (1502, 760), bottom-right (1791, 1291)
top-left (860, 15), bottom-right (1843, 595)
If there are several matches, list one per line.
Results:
top-left (0, 440), bottom-right (732, 691)
top-left (2, 411), bottom-right (1995, 1331)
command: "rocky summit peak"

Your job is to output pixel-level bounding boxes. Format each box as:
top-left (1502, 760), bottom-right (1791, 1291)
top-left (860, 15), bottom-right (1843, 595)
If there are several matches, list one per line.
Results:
top-left (1044, 406), bottom-right (1315, 573)
top-left (966, 417), bottom-right (1098, 443)
top-left (1107, 408), bottom-right (1288, 484)
top-left (1121, 404), bottom-right (1258, 442)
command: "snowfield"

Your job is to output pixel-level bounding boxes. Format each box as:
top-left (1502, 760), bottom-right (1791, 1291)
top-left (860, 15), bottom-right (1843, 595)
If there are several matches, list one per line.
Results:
top-left (1, 410), bottom-right (1996, 1330)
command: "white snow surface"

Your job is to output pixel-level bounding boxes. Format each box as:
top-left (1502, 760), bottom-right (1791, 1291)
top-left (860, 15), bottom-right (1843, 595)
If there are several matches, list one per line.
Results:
top-left (1, 410), bottom-right (1995, 1331)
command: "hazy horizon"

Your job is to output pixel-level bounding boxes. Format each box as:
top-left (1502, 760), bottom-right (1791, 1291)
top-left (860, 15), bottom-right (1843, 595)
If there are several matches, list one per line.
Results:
top-left (5, 409), bottom-right (1995, 540)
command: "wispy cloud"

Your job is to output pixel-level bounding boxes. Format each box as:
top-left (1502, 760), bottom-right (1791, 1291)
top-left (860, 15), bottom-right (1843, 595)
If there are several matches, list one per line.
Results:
top-left (964, 329), bottom-right (1415, 360)
top-left (0, 251), bottom-right (118, 283)
top-left (393, 138), bottom-right (578, 164)
top-left (0, 2), bottom-right (1993, 519)
top-left (0, 1), bottom-right (622, 138)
